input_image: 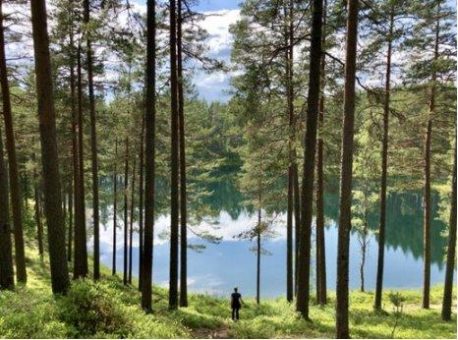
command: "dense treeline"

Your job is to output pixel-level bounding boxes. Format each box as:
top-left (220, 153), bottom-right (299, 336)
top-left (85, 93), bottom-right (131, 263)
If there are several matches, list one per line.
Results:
top-left (0, 0), bottom-right (456, 338)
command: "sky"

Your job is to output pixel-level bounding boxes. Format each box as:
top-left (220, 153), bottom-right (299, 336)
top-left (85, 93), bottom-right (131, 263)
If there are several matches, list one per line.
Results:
top-left (133, 0), bottom-right (242, 102)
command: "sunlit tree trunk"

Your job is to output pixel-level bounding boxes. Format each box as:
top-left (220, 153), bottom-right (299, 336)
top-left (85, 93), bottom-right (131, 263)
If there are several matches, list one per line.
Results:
top-left (422, 6), bottom-right (440, 309)
top-left (375, 7), bottom-right (394, 311)
top-left (83, 0), bottom-right (100, 281)
top-left (169, 0), bottom-right (179, 310)
top-left (138, 118), bottom-right (145, 291)
top-left (315, 0), bottom-right (327, 306)
top-left (442, 136), bottom-right (457, 321)
top-left (141, 0), bottom-right (156, 312)
top-left (30, 0), bottom-right (70, 294)
top-left (336, 0), bottom-right (359, 337)
top-left (177, 0), bottom-right (188, 307)
top-left (0, 0), bottom-right (27, 284)
top-left (297, 0), bottom-right (323, 319)
top-left (123, 137), bottom-right (129, 285)
top-left (284, 0), bottom-right (294, 303)
top-left (34, 180), bottom-right (44, 258)
top-left (74, 43), bottom-right (88, 279)
top-left (112, 139), bottom-right (118, 276)
top-left (128, 157), bottom-right (136, 284)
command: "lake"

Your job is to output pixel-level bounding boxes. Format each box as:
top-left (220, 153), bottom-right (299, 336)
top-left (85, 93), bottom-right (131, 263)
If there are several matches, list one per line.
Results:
top-left (93, 184), bottom-right (452, 299)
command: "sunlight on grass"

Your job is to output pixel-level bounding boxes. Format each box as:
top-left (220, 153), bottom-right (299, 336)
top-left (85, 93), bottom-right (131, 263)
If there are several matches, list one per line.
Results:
top-left (0, 243), bottom-right (456, 338)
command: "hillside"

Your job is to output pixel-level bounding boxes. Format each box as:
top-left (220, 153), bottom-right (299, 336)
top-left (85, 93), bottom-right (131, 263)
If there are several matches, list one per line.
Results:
top-left (0, 243), bottom-right (456, 339)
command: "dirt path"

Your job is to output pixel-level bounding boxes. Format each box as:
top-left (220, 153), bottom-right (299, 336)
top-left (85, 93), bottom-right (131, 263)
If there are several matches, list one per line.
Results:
top-left (191, 325), bottom-right (231, 339)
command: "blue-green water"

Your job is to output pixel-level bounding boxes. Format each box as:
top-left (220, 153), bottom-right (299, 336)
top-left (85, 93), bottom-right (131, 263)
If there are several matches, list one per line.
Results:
top-left (96, 187), bottom-right (452, 298)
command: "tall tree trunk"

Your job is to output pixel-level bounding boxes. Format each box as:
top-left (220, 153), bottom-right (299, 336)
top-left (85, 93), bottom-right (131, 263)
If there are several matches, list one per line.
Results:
top-left (128, 157), bottom-right (136, 284)
top-left (441, 136), bottom-right (457, 321)
top-left (138, 117), bottom-right (145, 290)
top-left (293, 164), bottom-right (300, 295)
top-left (256, 208), bottom-right (261, 305)
top-left (112, 139), bottom-right (118, 276)
top-left (142, 0), bottom-right (156, 312)
top-left (74, 43), bottom-right (88, 279)
top-left (375, 8), bottom-right (394, 311)
top-left (0, 0), bottom-right (27, 284)
top-left (68, 3), bottom-right (78, 264)
top-left (284, 0), bottom-right (294, 303)
top-left (30, 0), bottom-right (70, 294)
top-left (177, 0), bottom-right (188, 308)
top-left (169, 0), bottom-right (179, 310)
top-left (83, 0), bottom-right (100, 281)
top-left (0, 125), bottom-right (14, 290)
top-left (315, 0), bottom-right (327, 306)
top-left (422, 6), bottom-right (440, 309)
top-left (68, 185), bottom-right (73, 262)
top-left (336, 0), bottom-right (359, 337)
top-left (296, 0), bottom-right (323, 319)
top-left (141, 0), bottom-right (156, 312)
top-left (34, 181), bottom-right (44, 258)
top-left (123, 137), bottom-right (129, 285)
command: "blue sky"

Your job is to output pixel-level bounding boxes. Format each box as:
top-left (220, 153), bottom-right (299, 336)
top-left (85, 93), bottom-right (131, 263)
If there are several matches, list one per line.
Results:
top-left (136, 0), bottom-right (240, 11)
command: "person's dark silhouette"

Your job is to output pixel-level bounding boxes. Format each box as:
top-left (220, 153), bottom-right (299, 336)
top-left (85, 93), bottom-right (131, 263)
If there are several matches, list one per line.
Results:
top-left (230, 287), bottom-right (243, 321)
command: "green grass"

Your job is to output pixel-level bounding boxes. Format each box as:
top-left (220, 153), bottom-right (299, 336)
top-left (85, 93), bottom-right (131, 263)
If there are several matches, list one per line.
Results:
top-left (0, 243), bottom-right (456, 338)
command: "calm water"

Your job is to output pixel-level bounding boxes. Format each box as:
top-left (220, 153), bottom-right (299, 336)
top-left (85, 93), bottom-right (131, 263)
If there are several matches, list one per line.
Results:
top-left (93, 184), bottom-right (452, 298)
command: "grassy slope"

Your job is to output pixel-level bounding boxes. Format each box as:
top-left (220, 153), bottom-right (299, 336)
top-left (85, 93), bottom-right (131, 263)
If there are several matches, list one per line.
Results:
top-left (0, 243), bottom-right (456, 339)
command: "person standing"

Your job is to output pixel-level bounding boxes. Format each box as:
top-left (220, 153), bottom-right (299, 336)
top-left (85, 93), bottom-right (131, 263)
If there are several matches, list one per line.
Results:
top-left (230, 287), bottom-right (244, 321)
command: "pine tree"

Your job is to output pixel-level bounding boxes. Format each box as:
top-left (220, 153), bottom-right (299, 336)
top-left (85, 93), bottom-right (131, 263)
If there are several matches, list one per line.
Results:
top-left (0, 124), bottom-right (14, 290)
top-left (441, 135), bottom-right (456, 321)
top-left (336, 0), bottom-right (359, 337)
top-left (83, 0), bottom-right (101, 281)
top-left (0, 0), bottom-right (27, 284)
top-left (169, 0), bottom-right (180, 310)
top-left (141, 0), bottom-right (156, 313)
top-left (30, 0), bottom-right (70, 295)
top-left (296, 0), bottom-right (323, 319)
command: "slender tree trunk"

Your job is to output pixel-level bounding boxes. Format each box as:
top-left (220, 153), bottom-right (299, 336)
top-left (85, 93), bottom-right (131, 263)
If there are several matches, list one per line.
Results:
top-left (123, 138), bottom-right (129, 285)
top-left (315, 0), bottom-right (327, 306)
top-left (68, 184), bottom-right (73, 262)
top-left (63, 190), bottom-right (67, 235)
top-left (336, 0), bottom-right (359, 337)
top-left (177, 0), bottom-right (188, 307)
top-left (138, 118), bottom-right (145, 290)
top-left (112, 139), bottom-right (118, 276)
top-left (0, 0), bottom-right (27, 284)
top-left (375, 8), bottom-right (394, 311)
top-left (30, 0), bottom-right (70, 294)
top-left (34, 181), bottom-right (44, 258)
top-left (128, 157), bottom-right (136, 284)
top-left (284, 0), bottom-right (294, 303)
top-left (293, 164), bottom-right (300, 295)
top-left (74, 43), bottom-right (88, 279)
top-left (441, 136), bottom-right (457, 321)
top-left (360, 205), bottom-right (368, 293)
top-left (297, 0), bottom-right (323, 319)
top-left (422, 7), bottom-right (440, 309)
top-left (68, 3), bottom-right (78, 265)
top-left (0, 125), bottom-right (14, 290)
top-left (169, 0), bottom-right (179, 310)
top-left (256, 208), bottom-right (261, 305)
top-left (83, 0), bottom-right (100, 281)
top-left (141, 0), bottom-right (156, 312)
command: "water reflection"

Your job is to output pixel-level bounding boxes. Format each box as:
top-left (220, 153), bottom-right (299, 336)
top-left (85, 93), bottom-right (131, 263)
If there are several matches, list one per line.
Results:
top-left (94, 177), bottom-right (449, 297)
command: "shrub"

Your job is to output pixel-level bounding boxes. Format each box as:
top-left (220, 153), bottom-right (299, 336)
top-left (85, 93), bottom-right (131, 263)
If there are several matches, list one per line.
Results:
top-left (57, 279), bottom-right (131, 338)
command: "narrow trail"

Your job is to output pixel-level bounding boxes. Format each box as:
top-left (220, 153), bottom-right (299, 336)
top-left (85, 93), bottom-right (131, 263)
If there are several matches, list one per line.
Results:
top-left (191, 324), bottom-right (231, 339)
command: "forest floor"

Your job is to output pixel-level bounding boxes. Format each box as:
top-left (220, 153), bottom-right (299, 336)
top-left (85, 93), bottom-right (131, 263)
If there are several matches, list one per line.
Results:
top-left (0, 242), bottom-right (456, 339)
